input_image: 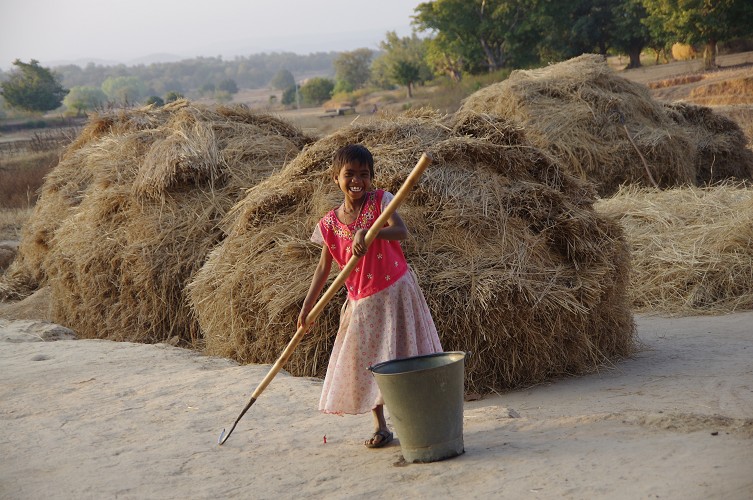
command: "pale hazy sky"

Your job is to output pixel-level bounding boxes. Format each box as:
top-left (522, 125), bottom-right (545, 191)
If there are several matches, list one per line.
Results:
top-left (1, 0), bottom-right (427, 69)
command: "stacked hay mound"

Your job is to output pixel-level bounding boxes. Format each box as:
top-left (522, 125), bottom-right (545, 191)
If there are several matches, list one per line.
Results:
top-left (0, 102), bottom-right (208, 300)
top-left (596, 183), bottom-right (753, 314)
top-left (36, 101), bottom-right (312, 344)
top-left (457, 54), bottom-right (738, 196)
top-left (0, 110), bottom-right (155, 300)
top-left (188, 110), bottom-right (634, 393)
top-left (662, 102), bottom-right (753, 184)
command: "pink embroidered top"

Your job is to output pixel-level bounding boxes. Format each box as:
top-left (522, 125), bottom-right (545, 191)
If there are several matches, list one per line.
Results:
top-left (312, 189), bottom-right (409, 300)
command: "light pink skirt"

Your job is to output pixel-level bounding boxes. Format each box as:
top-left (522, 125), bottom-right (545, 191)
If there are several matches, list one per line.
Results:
top-left (319, 270), bottom-right (443, 415)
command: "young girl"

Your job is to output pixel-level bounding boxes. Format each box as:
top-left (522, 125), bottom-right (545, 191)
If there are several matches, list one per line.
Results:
top-left (298, 144), bottom-right (443, 449)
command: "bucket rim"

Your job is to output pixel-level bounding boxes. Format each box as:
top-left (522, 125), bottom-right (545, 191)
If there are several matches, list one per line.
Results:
top-left (368, 351), bottom-right (466, 376)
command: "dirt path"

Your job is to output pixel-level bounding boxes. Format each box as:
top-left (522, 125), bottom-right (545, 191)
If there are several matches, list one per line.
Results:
top-left (1, 312), bottom-right (751, 499)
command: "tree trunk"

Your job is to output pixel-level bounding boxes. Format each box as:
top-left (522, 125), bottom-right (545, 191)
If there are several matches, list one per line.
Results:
top-left (479, 38), bottom-right (500, 72)
top-left (406, 82), bottom-right (413, 99)
top-left (627, 48), bottom-right (642, 69)
top-left (703, 40), bottom-right (717, 70)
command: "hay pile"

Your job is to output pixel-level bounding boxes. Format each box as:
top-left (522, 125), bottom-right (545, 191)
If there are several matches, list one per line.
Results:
top-left (11, 101), bottom-right (312, 344)
top-left (595, 183), bottom-right (753, 314)
top-left (0, 132), bottom-right (101, 300)
top-left (663, 102), bottom-right (753, 184)
top-left (188, 110), bottom-right (634, 393)
top-left (457, 54), bottom-right (753, 196)
top-left (1, 101), bottom-right (201, 300)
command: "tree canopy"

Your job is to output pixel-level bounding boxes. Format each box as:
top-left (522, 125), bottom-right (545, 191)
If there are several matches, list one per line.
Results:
top-left (333, 48), bottom-right (373, 93)
top-left (0, 59), bottom-right (68, 113)
top-left (413, 0), bottom-right (541, 73)
top-left (63, 86), bottom-right (107, 115)
top-left (101, 76), bottom-right (147, 104)
top-left (642, 0), bottom-right (753, 68)
top-left (413, 0), bottom-right (753, 76)
top-left (299, 77), bottom-right (334, 105)
top-left (271, 69), bottom-right (296, 90)
top-left (371, 32), bottom-right (432, 95)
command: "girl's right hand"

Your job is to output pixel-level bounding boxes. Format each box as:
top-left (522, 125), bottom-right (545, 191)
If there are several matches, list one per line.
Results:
top-left (352, 229), bottom-right (367, 257)
top-left (298, 307), bottom-right (312, 332)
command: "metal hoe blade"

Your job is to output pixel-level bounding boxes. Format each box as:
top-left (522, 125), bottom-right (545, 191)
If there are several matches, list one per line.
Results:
top-left (217, 397), bottom-right (256, 445)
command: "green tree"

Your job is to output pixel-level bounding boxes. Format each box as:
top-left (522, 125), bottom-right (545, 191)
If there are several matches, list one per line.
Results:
top-left (392, 60), bottom-right (422, 98)
top-left (413, 0), bottom-right (540, 73)
top-left (165, 91), bottom-right (183, 102)
top-left (0, 59), bottom-right (68, 112)
top-left (611, 0), bottom-right (651, 68)
top-left (534, 0), bottom-right (618, 61)
top-left (101, 76), bottom-right (147, 104)
top-left (423, 35), bottom-right (466, 81)
top-left (642, 0), bottom-right (753, 69)
top-left (371, 32), bottom-right (432, 94)
top-left (299, 77), bottom-right (334, 105)
top-left (281, 85), bottom-right (298, 106)
top-left (217, 78), bottom-right (239, 94)
top-left (271, 69), bottom-right (296, 90)
top-left (199, 82), bottom-right (216, 96)
top-left (63, 86), bottom-right (107, 115)
top-left (641, 3), bottom-right (673, 64)
top-left (145, 95), bottom-right (165, 107)
top-left (334, 48), bottom-right (373, 91)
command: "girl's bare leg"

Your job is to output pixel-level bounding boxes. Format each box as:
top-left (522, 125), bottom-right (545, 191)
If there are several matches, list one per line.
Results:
top-left (365, 404), bottom-right (392, 447)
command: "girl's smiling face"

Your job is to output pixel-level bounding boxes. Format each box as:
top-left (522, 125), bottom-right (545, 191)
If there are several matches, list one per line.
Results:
top-left (334, 161), bottom-right (372, 203)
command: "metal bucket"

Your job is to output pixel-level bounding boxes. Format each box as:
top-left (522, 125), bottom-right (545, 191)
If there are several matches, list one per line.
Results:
top-left (369, 351), bottom-right (466, 463)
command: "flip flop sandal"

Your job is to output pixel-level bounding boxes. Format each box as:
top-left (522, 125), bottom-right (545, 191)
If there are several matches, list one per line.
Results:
top-left (365, 430), bottom-right (394, 448)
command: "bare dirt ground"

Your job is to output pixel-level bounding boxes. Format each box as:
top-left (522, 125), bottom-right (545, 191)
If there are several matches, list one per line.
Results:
top-left (1, 311), bottom-right (751, 499)
top-left (615, 51), bottom-right (753, 87)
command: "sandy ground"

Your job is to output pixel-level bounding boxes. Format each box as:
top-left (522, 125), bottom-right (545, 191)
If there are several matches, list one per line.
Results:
top-left (1, 311), bottom-right (751, 500)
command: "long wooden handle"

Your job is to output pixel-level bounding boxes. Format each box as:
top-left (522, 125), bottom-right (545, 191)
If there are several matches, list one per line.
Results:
top-left (249, 152), bottom-right (433, 399)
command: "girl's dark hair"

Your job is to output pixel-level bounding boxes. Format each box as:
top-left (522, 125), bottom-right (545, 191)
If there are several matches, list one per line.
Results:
top-left (332, 144), bottom-right (374, 178)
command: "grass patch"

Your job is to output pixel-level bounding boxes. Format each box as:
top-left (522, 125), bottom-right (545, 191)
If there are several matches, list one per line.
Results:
top-left (0, 207), bottom-right (32, 241)
top-left (0, 150), bottom-right (60, 208)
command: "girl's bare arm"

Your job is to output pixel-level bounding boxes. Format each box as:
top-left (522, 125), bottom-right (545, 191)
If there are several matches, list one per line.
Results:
top-left (352, 210), bottom-right (408, 256)
top-left (298, 244), bottom-right (333, 330)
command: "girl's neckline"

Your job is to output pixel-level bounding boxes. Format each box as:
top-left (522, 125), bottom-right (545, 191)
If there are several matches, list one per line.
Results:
top-left (334, 190), bottom-right (374, 226)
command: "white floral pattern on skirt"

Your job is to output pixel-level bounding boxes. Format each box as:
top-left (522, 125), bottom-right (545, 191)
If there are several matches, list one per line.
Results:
top-left (319, 269), bottom-right (443, 415)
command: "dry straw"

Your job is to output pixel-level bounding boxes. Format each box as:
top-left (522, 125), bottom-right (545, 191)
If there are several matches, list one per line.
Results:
top-left (456, 54), bottom-right (752, 195)
top-left (8, 101), bottom-right (313, 345)
top-left (188, 110), bottom-right (634, 394)
top-left (0, 102), bottom-right (184, 300)
top-left (595, 183), bottom-right (753, 314)
top-left (688, 76), bottom-right (753, 106)
top-left (662, 102), bottom-right (753, 185)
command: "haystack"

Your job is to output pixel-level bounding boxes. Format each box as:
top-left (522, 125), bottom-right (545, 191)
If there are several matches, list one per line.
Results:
top-left (457, 54), bottom-right (701, 196)
top-left (33, 101), bottom-right (312, 344)
top-left (662, 102), bottom-right (753, 184)
top-left (0, 102), bottom-right (186, 301)
top-left (188, 110), bottom-right (634, 393)
top-left (595, 183), bottom-right (753, 314)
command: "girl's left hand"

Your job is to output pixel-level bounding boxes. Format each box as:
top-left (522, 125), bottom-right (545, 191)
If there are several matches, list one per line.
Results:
top-left (352, 229), bottom-right (367, 257)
